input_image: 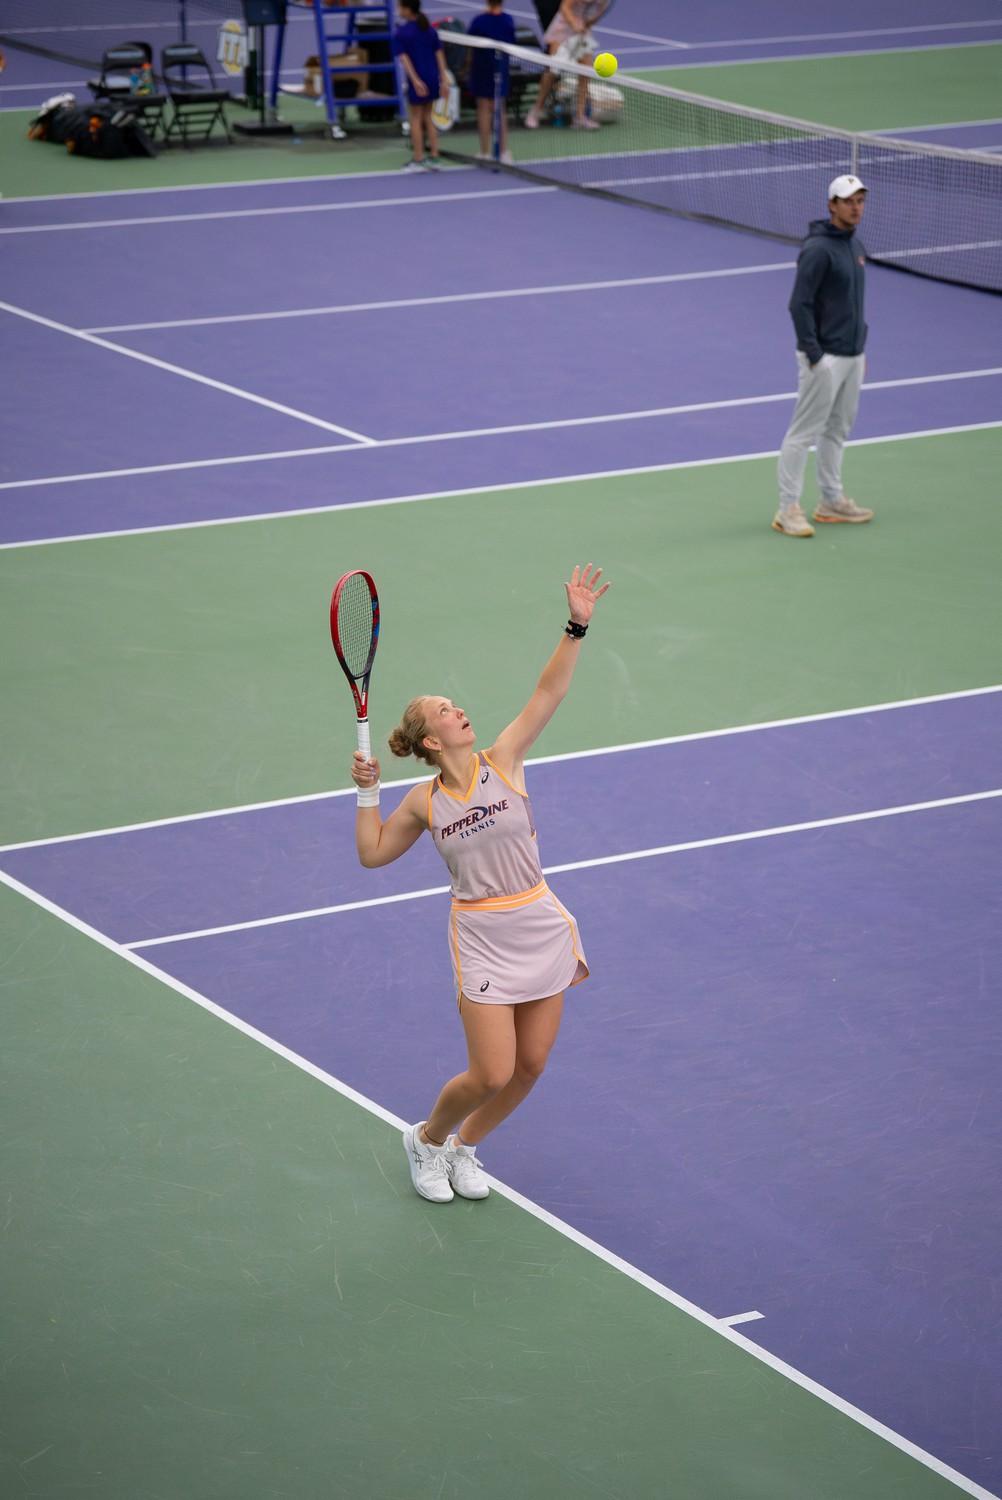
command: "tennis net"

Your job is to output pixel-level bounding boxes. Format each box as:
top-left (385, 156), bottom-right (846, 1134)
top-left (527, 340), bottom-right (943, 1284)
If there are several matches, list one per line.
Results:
top-left (437, 30), bottom-right (1002, 294)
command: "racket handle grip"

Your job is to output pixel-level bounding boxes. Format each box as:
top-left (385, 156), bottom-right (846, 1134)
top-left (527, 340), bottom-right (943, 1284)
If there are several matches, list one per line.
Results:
top-left (355, 717), bottom-right (380, 807)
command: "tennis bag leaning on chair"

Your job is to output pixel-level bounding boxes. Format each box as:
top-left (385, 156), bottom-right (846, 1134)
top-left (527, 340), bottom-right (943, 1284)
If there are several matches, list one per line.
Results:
top-left (28, 94), bottom-right (159, 157)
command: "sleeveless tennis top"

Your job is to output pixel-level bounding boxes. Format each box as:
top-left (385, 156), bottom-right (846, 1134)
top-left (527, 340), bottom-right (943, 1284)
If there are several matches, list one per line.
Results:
top-left (427, 752), bottom-right (541, 902)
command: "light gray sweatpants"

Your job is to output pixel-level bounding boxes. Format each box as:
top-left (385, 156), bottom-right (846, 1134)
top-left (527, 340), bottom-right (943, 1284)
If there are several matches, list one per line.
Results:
top-left (777, 351), bottom-right (865, 510)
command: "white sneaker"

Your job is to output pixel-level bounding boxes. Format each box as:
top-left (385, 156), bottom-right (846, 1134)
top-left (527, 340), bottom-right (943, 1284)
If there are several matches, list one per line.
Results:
top-left (399, 159), bottom-right (425, 173)
top-left (771, 504), bottom-right (815, 538)
top-left (573, 116), bottom-right (601, 130)
top-left (445, 1137), bottom-right (490, 1199)
top-left (813, 495), bottom-right (874, 524)
top-left (524, 109), bottom-right (541, 129)
top-left (403, 1122), bottom-right (454, 1203)
top-left (500, 149), bottom-right (514, 165)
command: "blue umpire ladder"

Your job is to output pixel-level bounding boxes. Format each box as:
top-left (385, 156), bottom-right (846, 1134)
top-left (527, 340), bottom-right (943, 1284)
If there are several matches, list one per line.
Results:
top-left (270, 1), bottom-right (405, 142)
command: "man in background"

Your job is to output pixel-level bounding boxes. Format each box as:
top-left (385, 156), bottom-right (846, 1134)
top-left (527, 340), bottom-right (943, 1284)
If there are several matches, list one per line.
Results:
top-left (772, 175), bottom-right (875, 538)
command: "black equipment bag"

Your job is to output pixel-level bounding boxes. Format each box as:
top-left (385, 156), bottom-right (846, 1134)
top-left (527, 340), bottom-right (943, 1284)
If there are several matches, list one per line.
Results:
top-left (29, 97), bottom-right (158, 157)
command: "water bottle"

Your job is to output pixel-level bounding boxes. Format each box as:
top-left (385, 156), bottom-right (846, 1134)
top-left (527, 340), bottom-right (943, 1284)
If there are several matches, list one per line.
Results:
top-left (138, 61), bottom-right (153, 96)
top-left (129, 65), bottom-right (142, 94)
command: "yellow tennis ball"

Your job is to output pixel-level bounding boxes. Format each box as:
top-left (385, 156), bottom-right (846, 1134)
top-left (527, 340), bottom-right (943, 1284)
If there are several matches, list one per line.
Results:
top-left (594, 52), bottom-right (618, 79)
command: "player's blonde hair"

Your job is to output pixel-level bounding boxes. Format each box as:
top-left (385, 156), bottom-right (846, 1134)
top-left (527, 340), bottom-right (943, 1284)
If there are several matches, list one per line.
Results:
top-left (388, 697), bottom-right (437, 765)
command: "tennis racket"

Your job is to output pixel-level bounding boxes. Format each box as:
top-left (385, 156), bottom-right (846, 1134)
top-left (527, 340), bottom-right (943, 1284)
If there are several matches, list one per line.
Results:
top-left (330, 570), bottom-right (381, 805)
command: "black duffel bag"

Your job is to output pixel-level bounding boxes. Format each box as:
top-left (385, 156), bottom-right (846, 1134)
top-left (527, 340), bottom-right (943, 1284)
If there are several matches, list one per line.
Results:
top-left (29, 95), bottom-right (158, 158)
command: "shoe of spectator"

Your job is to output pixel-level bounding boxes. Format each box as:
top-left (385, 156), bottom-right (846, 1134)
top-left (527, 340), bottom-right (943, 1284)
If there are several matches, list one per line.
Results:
top-left (771, 505), bottom-right (815, 537)
top-left (813, 496), bottom-right (874, 523)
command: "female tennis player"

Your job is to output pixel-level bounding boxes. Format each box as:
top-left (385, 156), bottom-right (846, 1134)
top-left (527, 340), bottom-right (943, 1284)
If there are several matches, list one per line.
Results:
top-left (350, 564), bottom-right (609, 1203)
top-left (525, 0), bottom-right (611, 130)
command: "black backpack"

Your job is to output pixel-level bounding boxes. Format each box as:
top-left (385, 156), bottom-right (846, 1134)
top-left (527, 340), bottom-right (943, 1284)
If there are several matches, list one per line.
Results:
top-left (29, 97), bottom-right (158, 158)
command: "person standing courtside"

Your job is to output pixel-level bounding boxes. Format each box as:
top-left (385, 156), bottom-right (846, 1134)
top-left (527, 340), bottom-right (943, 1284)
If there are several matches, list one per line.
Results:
top-left (772, 175), bottom-right (875, 538)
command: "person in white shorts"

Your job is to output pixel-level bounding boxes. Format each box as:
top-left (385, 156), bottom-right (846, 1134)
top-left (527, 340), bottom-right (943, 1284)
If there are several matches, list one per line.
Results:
top-left (350, 564), bottom-right (609, 1204)
top-left (773, 175), bottom-right (875, 538)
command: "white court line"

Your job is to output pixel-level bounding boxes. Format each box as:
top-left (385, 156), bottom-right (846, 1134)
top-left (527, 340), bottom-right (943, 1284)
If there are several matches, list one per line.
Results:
top-left (83, 261), bottom-right (797, 335)
top-left (720, 1311), bottom-right (766, 1327)
top-left (877, 240), bottom-right (1002, 261)
top-left (2, 684), bottom-right (997, 855)
top-left (1, 372), bottom-right (999, 495)
top-left (0, 163), bottom-right (477, 205)
top-left (875, 116), bottom-right (1002, 134)
top-left (647, 20), bottom-right (1002, 49)
top-left (2, 866), bottom-right (993, 1500)
top-left (123, 789), bottom-right (1002, 950)
top-left (0, 185), bottom-right (553, 236)
top-left (0, 299), bottom-right (375, 445)
top-left (635, 37), bottom-right (1002, 70)
top-left (1, 419), bottom-right (999, 547)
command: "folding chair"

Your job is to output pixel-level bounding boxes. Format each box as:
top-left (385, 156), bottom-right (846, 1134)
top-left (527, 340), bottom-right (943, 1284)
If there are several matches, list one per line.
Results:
top-left (88, 41), bottom-right (169, 138)
top-left (161, 43), bottom-right (231, 146)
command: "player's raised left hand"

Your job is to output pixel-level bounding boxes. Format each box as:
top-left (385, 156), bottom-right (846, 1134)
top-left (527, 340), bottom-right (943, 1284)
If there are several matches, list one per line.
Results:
top-left (565, 563), bottom-right (610, 625)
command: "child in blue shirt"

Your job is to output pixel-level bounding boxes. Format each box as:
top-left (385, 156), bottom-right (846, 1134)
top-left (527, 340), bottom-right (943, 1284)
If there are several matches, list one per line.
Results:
top-left (395, 0), bottom-right (451, 169)
top-left (468, 0), bottom-right (516, 164)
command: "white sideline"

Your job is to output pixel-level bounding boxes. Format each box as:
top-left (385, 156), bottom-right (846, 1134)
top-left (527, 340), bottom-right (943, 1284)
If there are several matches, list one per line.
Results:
top-left (120, 788), bottom-right (1002, 950)
top-left (0, 383), bottom-right (999, 502)
top-left (1, 684), bottom-right (998, 856)
top-left (0, 185), bottom-right (554, 236)
top-left (0, 863), bottom-right (997, 1500)
top-left (0, 419), bottom-right (998, 549)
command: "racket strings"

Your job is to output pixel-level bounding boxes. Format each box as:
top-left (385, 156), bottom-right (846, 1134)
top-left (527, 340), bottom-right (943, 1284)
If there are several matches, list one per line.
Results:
top-left (336, 574), bottom-right (377, 679)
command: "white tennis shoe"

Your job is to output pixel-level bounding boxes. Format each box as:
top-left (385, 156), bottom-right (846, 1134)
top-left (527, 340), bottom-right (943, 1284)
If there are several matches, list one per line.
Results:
top-left (445, 1137), bottom-right (490, 1199)
top-left (403, 1123), bottom-right (454, 1203)
top-left (771, 504), bottom-right (815, 537)
top-left (813, 496), bottom-right (874, 523)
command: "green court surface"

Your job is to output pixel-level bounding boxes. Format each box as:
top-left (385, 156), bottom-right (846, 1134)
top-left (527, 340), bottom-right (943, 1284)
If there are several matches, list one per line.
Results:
top-left (0, 94), bottom-right (410, 200)
top-left (4, 43), bottom-right (999, 200)
top-left (638, 44), bottom-right (1002, 132)
top-left (0, 879), bottom-right (981, 1500)
top-left (2, 430), bottom-right (1000, 846)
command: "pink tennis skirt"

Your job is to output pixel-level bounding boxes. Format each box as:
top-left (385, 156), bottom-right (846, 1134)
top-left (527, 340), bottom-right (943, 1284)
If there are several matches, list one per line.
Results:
top-left (448, 880), bottom-right (589, 1005)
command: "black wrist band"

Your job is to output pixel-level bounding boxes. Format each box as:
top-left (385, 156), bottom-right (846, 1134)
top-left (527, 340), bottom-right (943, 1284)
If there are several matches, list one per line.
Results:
top-left (565, 619), bottom-right (588, 639)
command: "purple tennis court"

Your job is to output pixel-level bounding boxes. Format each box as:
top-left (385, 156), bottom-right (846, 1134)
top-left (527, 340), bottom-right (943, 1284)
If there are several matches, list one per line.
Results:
top-left (4, 689), bottom-right (1001, 1483)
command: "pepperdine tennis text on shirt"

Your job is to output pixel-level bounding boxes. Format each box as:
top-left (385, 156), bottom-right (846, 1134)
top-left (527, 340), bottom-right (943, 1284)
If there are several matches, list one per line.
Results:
top-left (440, 802), bottom-right (509, 839)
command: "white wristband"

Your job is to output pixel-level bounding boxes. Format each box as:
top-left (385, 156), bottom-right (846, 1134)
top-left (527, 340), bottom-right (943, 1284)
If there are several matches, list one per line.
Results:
top-left (356, 783), bottom-right (380, 808)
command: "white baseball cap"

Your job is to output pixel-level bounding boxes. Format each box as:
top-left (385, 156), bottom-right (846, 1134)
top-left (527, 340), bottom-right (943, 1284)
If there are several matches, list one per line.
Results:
top-left (828, 174), bottom-right (867, 200)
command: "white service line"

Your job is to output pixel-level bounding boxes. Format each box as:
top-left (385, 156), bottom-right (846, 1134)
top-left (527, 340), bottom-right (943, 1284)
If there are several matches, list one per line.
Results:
top-left (0, 300), bottom-right (375, 445)
top-left (2, 684), bottom-right (998, 855)
top-left (1, 374), bottom-right (999, 499)
top-left (1, 418), bottom-right (999, 548)
top-left (122, 788), bottom-right (1002, 951)
top-left (0, 863), bottom-right (996, 1500)
top-left (719, 1311), bottom-right (766, 1327)
top-left (0, 184), bottom-right (554, 236)
top-left (83, 261), bottom-right (797, 334)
